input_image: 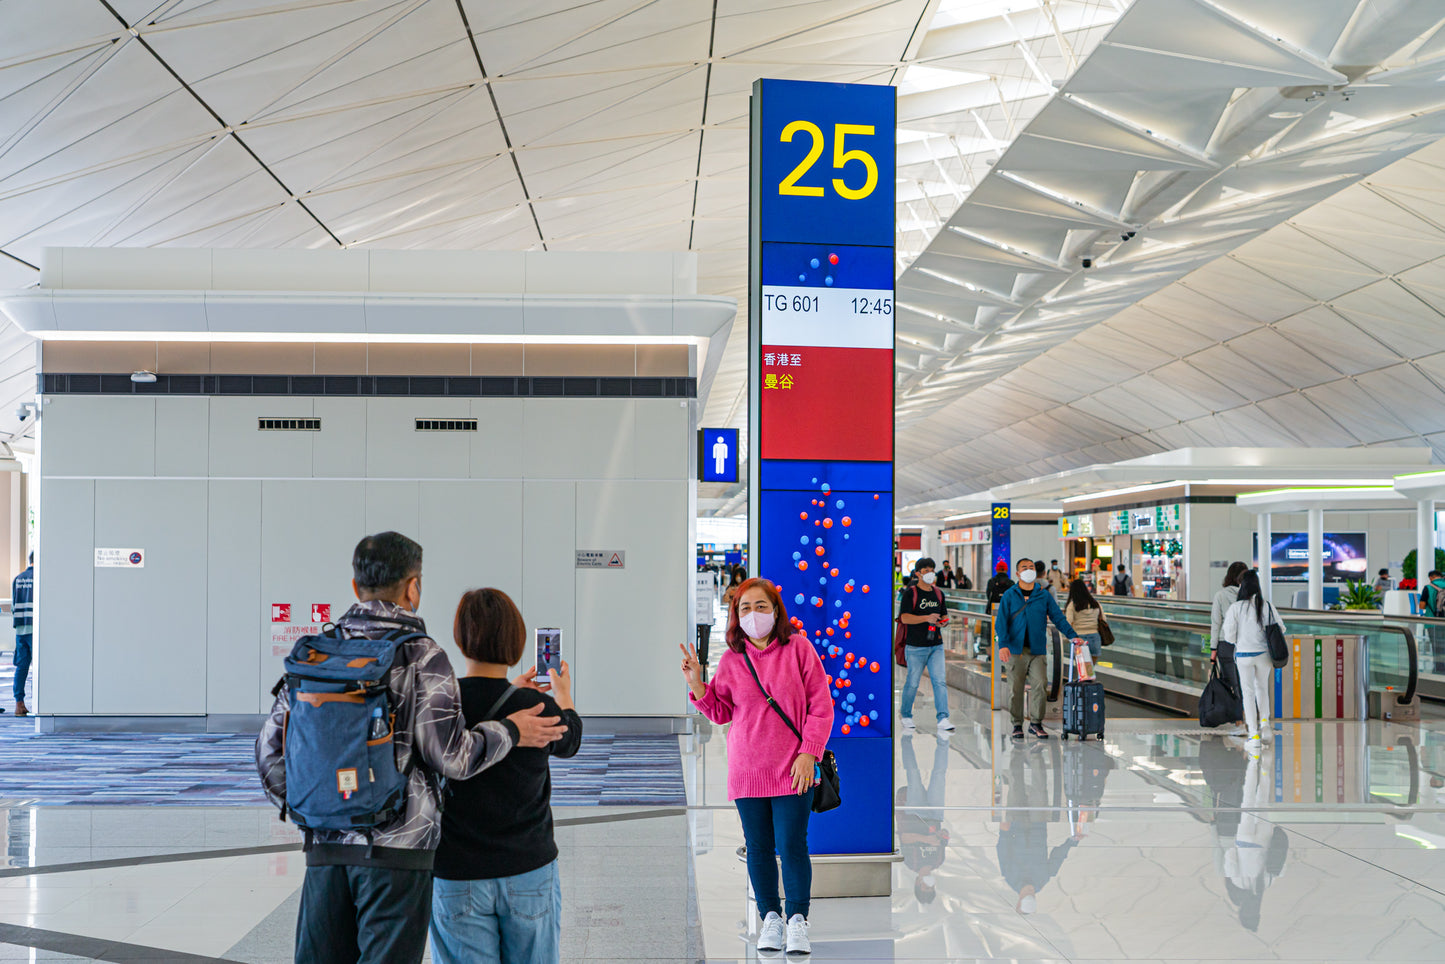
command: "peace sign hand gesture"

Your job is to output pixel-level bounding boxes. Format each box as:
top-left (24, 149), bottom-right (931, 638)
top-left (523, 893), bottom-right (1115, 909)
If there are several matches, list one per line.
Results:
top-left (679, 642), bottom-right (708, 699)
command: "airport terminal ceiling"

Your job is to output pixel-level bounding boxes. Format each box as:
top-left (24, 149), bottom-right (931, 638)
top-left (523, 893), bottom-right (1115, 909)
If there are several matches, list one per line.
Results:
top-left (2, 1), bottom-right (1445, 514)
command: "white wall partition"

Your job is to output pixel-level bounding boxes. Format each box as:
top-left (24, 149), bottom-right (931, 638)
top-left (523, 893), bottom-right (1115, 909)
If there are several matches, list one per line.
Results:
top-left (37, 393), bottom-right (695, 719)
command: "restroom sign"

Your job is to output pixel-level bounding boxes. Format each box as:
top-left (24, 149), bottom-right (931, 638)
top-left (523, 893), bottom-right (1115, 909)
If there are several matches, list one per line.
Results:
top-left (576, 550), bottom-right (626, 569)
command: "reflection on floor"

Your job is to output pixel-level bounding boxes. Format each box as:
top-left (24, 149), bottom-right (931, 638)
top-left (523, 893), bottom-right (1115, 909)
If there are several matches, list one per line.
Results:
top-left (0, 669), bottom-right (1440, 961)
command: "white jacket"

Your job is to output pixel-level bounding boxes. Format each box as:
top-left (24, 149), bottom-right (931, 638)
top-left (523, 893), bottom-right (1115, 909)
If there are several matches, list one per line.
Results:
top-left (1221, 598), bottom-right (1285, 657)
top-left (1210, 585), bottom-right (1239, 647)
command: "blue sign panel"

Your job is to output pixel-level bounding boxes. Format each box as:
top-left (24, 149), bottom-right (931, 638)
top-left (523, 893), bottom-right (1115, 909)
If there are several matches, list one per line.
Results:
top-left (758, 81), bottom-right (895, 246)
top-left (750, 79), bottom-right (896, 860)
top-left (992, 503), bottom-right (1012, 574)
top-left (699, 428), bottom-right (739, 483)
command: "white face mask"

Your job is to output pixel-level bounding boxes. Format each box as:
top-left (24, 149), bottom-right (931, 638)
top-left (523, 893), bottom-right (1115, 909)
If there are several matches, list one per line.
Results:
top-left (1019, 569), bottom-right (1036, 584)
top-left (740, 610), bottom-right (775, 640)
top-left (920, 571), bottom-right (936, 585)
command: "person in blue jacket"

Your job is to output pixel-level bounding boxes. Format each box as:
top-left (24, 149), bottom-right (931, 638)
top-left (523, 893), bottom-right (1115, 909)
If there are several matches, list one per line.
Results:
top-left (995, 558), bottom-right (1080, 741)
top-left (12, 551), bottom-right (32, 716)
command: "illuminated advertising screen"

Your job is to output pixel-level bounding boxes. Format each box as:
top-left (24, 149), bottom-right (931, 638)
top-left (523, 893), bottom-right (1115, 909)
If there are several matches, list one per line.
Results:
top-left (1252, 532), bottom-right (1368, 582)
top-left (750, 79), bottom-right (895, 857)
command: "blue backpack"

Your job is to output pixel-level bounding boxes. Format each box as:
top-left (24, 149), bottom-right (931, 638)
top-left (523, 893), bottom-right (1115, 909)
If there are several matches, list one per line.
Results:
top-left (273, 627), bottom-right (424, 834)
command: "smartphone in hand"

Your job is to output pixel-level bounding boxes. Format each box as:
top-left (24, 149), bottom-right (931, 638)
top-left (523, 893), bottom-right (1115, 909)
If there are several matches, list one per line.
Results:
top-left (535, 628), bottom-right (562, 682)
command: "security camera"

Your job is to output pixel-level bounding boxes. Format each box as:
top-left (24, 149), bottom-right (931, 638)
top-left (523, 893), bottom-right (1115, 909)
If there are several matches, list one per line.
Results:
top-left (15, 406), bottom-right (28, 422)
top-left (1081, 258), bottom-right (1093, 269)
top-left (1121, 231), bottom-right (1136, 241)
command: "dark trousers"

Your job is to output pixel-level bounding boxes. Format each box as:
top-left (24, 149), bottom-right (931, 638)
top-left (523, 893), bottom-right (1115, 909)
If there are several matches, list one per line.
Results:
top-left (736, 789), bottom-right (814, 920)
top-left (295, 864), bottom-right (433, 964)
top-left (12, 634), bottom-right (30, 702)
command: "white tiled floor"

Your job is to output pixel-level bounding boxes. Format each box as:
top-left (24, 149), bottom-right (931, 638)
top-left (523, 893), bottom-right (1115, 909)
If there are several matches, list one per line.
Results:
top-left (0, 676), bottom-right (1440, 962)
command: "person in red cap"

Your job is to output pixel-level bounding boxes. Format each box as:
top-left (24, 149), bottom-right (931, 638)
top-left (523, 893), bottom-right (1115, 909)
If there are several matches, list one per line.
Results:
top-left (982, 560), bottom-right (1014, 660)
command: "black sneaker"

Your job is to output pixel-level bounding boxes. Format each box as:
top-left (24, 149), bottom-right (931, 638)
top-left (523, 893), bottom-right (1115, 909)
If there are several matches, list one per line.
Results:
top-left (1011, 725), bottom-right (1024, 740)
top-left (1029, 723), bottom-right (1049, 739)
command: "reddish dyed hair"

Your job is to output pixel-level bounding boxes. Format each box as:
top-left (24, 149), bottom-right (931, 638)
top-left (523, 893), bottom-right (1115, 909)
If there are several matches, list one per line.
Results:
top-left (724, 577), bottom-right (793, 653)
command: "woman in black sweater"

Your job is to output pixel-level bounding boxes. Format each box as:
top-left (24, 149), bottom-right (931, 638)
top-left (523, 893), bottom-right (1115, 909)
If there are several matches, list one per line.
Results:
top-left (430, 588), bottom-right (583, 964)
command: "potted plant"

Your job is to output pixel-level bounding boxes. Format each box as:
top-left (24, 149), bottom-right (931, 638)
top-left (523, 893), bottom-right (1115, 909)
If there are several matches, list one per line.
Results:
top-left (1338, 580), bottom-right (1381, 611)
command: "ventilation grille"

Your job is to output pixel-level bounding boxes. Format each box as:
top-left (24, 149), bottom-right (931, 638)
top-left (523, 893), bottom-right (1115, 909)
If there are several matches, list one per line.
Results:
top-left (415, 418), bottom-right (478, 432)
top-left (258, 418), bottom-right (321, 431)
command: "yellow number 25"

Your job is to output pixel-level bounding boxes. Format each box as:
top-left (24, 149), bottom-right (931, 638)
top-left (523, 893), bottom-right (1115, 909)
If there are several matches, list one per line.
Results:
top-left (778, 121), bottom-right (878, 200)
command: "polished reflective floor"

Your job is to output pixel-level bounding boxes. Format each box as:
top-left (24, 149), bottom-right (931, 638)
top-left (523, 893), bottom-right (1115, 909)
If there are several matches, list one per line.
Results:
top-left (0, 676), bottom-right (1441, 962)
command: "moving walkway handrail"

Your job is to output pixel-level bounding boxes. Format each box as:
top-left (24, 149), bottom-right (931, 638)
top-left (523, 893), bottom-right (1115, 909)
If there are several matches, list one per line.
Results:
top-left (946, 588), bottom-right (1420, 705)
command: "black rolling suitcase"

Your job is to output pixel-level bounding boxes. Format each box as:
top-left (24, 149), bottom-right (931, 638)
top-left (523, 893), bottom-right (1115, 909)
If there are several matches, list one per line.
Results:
top-left (1062, 650), bottom-right (1105, 741)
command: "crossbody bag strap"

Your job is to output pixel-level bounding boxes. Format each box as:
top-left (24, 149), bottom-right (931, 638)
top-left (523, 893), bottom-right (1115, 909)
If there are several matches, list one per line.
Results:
top-left (481, 683), bottom-right (519, 722)
top-left (740, 648), bottom-right (804, 745)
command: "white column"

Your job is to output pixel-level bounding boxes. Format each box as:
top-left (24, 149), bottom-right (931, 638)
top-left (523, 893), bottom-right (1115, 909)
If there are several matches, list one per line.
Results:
top-left (1417, 499), bottom-right (1434, 588)
top-left (1258, 512), bottom-right (1272, 603)
top-left (1308, 507), bottom-right (1324, 610)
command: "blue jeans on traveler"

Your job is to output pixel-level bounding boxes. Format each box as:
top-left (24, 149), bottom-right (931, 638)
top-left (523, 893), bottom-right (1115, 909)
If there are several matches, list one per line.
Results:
top-left (736, 788), bottom-right (813, 920)
top-left (429, 860), bottom-right (561, 964)
top-left (12, 634), bottom-right (30, 702)
top-left (901, 644), bottom-right (949, 722)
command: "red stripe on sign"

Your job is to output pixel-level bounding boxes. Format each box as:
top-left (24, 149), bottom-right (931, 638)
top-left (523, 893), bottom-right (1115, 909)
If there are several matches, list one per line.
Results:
top-left (760, 345), bottom-right (893, 461)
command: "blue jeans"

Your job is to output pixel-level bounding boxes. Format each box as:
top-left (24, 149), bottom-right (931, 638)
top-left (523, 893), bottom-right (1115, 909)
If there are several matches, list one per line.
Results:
top-left (429, 861), bottom-right (561, 964)
top-left (13, 634), bottom-right (30, 702)
top-left (736, 789), bottom-right (814, 920)
top-left (1078, 632), bottom-right (1101, 662)
top-left (901, 644), bottom-right (949, 721)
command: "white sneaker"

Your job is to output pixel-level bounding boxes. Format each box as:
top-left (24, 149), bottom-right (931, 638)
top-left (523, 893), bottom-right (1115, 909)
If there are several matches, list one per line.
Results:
top-left (785, 914), bottom-right (811, 955)
top-left (937, 717), bottom-right (956, 731)
top-left (900, 717), bottom-right (916, 731)
top-left (1247, 734), bottom-right (1261, 746)
top-left (758, 912), bottom-right (785, 951)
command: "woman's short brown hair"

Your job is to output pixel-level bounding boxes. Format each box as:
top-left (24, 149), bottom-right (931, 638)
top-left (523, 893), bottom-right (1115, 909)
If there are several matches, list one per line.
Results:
top-left (724, 577), bottom-right (792, 653)
top-left (453, 588), bottom-right (527, 664)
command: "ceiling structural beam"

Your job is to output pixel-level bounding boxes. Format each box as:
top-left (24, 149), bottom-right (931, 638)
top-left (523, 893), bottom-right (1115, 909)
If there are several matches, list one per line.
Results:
top-left (1000, 13), bottom-right (1054, 89)
top-left (93, 0), bottom-right (344, 248)
top-left (994, 172), bottom-right (1133, 228)
top-left (0, 249), bottom-right (38, 272)
top-left (1193, 0), bottom-right (1349, 83)
top-left (1039, 0), bottom-right (1078, 74)
top-left (1061, 94), bottom-right (1219, 169)
top-left (912, 268), bottom-right (1021, 308)
top-left (452, 0), bottom-right (547, 251)
top-left (687, 0), bottom-right (719, 251)
top-left (945, 225), bottom-right (1069, 272)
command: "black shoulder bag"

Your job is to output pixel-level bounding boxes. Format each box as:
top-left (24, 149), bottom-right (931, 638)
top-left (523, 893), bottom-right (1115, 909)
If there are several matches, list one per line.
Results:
top-left (740, 648), bottom-right (840, 813)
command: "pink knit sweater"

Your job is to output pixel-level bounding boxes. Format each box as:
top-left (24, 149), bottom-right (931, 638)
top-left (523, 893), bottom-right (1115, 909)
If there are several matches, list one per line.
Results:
top-left (691, 633), bottom-right (833, 800)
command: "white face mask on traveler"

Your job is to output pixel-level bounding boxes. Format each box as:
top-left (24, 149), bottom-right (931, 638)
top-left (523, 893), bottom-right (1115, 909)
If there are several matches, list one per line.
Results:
top-left (920, 571), bottom-right (936, 585)
top-left (1019, 569), bottom-right (1036, 584)
top-left (740, 610), bottom-right (775, 640)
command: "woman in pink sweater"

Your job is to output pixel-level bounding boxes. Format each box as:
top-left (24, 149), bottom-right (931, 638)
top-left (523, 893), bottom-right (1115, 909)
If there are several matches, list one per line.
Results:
top-left (680, 578), bottom-right (832, 955)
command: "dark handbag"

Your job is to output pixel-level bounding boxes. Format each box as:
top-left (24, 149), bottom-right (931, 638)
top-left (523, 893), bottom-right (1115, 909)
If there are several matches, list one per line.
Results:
top-left (1097, 611), bottom-right (1114, 647)
top-left (1198, 662), bottom-right (1241, 728)
top-left (1264, 608), bottom-right (1289, 668)
top-left (740, 649), bottom-right (840, 813)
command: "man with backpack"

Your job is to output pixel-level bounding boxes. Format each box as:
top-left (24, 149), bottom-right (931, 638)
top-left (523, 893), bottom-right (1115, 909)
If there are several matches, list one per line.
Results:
top-left (898, 558), bottom-right (954, 732)
top-left (1111, 564), bottom-right (1134, 597)
top-left (1419, 570), bottom-right (1445, 617)
top-left (256, 531), bottom-right (567, 964)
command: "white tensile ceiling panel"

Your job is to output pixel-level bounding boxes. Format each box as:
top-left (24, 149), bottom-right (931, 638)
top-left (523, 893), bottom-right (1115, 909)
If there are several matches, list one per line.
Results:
top-left (893, 0), bottom-right (1445, 509)
top-left (6, 1), bottom-right (1445, 517)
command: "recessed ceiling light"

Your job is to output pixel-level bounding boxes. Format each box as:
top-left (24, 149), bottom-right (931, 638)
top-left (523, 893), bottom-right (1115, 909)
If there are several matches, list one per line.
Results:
top-left (1270, 110), bottom-right (1303, 119)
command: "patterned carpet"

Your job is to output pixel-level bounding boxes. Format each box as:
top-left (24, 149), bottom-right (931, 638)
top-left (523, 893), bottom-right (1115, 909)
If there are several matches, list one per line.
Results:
top-left (0, 665), bottom-right (685, 807)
